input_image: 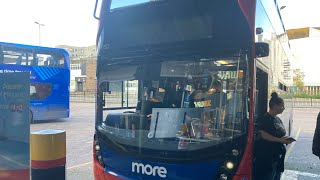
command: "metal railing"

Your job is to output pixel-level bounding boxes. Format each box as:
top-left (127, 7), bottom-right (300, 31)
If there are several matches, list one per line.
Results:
top-left (70, 91), bottom-right (96, 103)
top-left (70, 92), bottom-right (320, 107)
top-left (292, 98), bottom-right (320, 107)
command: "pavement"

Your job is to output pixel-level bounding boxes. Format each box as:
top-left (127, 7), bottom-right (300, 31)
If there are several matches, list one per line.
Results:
top-left (31, 102), bottom-right (95, 180)
top-left (0, 140), bottom-right (29, 169)
top-left (1, 103), bottom-right (316, 180)
top-left (281, 108), bottom-right (320, 180)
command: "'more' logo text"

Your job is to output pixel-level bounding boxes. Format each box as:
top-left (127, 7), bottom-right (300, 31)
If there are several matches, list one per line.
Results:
top-left (132, 162), bottom-right (167, 178)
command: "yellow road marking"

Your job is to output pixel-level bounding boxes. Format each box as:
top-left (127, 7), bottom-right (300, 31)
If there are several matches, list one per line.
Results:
top-left (285, 127), bottom-right (301, 162)
top-left (67, 162), bottom-right (92, 170)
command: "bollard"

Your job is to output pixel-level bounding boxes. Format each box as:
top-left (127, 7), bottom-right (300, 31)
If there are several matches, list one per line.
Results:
top-left (30, 129), bottom-right (66, 180)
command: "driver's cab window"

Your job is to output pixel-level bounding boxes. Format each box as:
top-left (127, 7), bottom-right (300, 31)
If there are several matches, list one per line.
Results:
top-left (101, 59), bottom-right (246, 142)
top-left (30, 83), bottom-right (52, 100)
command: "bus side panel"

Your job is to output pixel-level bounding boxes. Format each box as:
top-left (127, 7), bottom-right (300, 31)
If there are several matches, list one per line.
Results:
top-left (0, 64), bottom-right (70, 120)
top-left (30, 66), bottom-right (70, 120)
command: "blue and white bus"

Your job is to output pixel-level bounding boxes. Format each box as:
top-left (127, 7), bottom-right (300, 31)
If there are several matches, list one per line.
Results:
top-left (0, 42), bottom-right (70, 121)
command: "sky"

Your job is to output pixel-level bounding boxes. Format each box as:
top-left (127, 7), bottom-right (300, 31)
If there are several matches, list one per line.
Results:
top-left (0, 0), bottom-right (98, 47)
top-left (278, 0), bottom-right (320, 84)
top-left (0, 0), bottom-right (319, 83)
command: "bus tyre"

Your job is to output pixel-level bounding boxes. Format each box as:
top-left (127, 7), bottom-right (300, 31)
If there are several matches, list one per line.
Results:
top-left (29, 109), bottom-right (34, 124)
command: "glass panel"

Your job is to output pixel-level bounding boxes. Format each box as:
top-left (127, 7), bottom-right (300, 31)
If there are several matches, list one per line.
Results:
top-left (0, 47), bottom-right (65, 68)
top-left (30, 83), bottom-right (52, 100)
top-left (1, 51), bottom-right (30, 65)
top-left (98, 56), bottom-right (247, 156)
top-left (124, 80), bottom-right (139, 107)
top-left (37, 54), bottom-right (64, 68)
top-left (111, 0), bottom-right (150, 9)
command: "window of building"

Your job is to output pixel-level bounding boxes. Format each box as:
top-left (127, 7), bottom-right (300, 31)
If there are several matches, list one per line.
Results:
top-left (71, 64), bottom-right (81, 70)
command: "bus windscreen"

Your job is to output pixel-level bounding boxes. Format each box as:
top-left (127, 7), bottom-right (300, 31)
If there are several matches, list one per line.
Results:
top-left (111, 0), bottom-right (150, 10)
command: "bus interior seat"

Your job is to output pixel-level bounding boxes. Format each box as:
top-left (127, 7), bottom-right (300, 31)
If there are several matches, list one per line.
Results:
top-left (31, 57), bottom-right (38, 66)
top-left (16, 55), bottom-right (22, 65)
top-left (162, 86), bottom-right (182, 108)
top-left (49, 59), bottom-right (56, 67)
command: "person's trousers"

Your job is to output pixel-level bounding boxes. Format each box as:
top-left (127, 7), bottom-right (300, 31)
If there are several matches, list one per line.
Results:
top-left (256, 161), bottom-right (282, 180)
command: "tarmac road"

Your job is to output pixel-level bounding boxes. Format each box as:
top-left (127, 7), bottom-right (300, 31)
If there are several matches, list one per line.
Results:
top-left (30, 104), bottom-right (320, 180)
top-left (31, 102), bottom-right (95, 180)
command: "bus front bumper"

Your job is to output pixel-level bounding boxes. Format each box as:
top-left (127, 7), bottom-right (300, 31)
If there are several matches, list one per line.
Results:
top-left (94, 158), bottom-right (123, 180)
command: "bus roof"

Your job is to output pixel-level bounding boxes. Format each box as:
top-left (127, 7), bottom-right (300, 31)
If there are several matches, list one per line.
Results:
top-left (0, 41), bottom-right (69, 58)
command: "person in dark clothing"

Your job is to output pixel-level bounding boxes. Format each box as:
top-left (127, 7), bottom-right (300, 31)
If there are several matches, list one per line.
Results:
top-left (312, 112), bottom-right (320, 159)
top-left (254, 92), bottom-right (295, 180)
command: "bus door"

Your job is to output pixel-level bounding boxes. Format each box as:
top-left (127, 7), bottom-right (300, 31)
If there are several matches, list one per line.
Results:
top-left (103, 80), bottom-right (138, 110)
top-left (255, 68), bottom-right (268, 118)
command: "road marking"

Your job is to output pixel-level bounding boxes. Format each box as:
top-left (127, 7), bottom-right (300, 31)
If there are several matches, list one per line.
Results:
top-left (0, 155), bottom-right (28, 168)
top-left (282, 170), bottom-right (320, 180)
top-left (67, 162), bottom-right (92, 170)
top-left (285, 127), bottom-right (301, 162)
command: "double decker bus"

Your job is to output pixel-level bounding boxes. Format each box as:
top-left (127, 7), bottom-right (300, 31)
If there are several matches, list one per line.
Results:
top-left (0, 42), bottom-right (70, 121)
top-left (93, 0), bottom-right (293, 179)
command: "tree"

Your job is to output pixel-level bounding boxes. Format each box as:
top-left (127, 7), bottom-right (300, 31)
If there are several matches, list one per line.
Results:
top-left (293, 68), bottom-right (305, 94)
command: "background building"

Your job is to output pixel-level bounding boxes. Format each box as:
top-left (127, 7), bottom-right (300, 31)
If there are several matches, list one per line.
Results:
top-left (56, 45), bottom-right (96, 60)
top-left (56, 45), bottom-right (96, 92)
top-left (303, 83), bottom-right (320, 95)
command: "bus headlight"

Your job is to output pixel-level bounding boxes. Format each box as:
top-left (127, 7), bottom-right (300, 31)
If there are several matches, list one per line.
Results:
top-left (95, 144), bottom-right (100, 151)
top-left (225, 161), bottom-right (234, 170)
top-left (232, 149), bottom-right (239, 156)
top-left (220, 174), bottom-right (228, 180)
top-left (98, 155), bottom-right (103, 161)
top-left (94, 135), bottom-right (105, 168)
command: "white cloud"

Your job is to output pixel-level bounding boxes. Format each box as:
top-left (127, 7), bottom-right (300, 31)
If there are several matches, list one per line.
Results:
top-left (0, 0), bottom-right (319, 84)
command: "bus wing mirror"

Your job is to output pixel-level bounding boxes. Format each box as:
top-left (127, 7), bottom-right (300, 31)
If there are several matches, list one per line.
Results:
top-left (255, 42), bottom-right (269, 58)
top-left (93, 0), bottom-right (100, 20)
top-left (100, 82), bottom-right (110, 93)
top-left (106, 82), bottom-right (110, 93)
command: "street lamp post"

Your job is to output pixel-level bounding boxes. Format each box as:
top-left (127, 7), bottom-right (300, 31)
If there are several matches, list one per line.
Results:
top-left (280, 6), bottom-right (287, 10)
top-left (34, 22), bottom-right (45, 46)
